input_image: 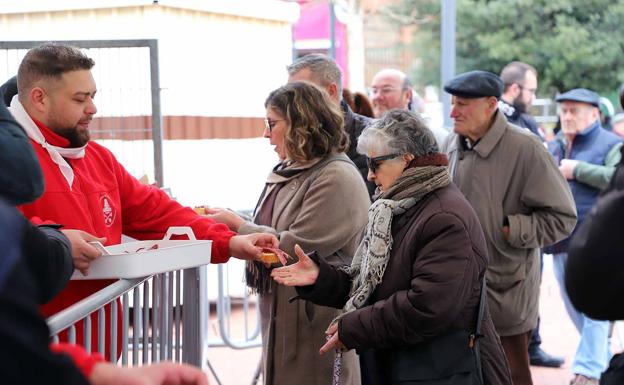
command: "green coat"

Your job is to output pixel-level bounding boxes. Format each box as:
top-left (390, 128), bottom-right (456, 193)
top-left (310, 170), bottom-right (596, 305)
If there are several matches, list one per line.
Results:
top-left (239, 152), bottom-right (369, 385)
top-left (441, 110), bottom-right (577, 336)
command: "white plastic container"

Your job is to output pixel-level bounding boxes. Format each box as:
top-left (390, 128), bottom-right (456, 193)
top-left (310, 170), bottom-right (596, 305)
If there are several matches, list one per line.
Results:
top-left (71, 227), bottom-right (212, 280)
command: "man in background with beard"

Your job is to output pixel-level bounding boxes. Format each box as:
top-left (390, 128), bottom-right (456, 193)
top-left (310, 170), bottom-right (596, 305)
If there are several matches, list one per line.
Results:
top-left (499, 61), bottom-right (564, 369)
top-left (499, 62), bottom-right (544, 140)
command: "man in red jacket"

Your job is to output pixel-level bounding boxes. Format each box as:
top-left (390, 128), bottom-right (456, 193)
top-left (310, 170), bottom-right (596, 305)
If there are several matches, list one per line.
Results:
top-left (7, 43), bottom-right (277, 353)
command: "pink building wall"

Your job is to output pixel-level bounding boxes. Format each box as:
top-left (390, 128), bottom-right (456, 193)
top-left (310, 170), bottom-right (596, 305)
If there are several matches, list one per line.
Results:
top-left (292, 1), bottom-right (349, 87)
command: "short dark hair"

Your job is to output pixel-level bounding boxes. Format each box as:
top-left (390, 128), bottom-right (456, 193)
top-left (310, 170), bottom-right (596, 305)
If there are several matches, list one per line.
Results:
top-left (500, 61), bottom-right (537, 92)
top-left (265, 81), bottom-right (348, 162)
top-left (17, 43), bottom-right (94, 97)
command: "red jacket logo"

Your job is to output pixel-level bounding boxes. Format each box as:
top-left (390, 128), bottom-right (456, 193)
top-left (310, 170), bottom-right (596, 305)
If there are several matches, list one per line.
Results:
top-left (101, 195), bottom-right (116, 227)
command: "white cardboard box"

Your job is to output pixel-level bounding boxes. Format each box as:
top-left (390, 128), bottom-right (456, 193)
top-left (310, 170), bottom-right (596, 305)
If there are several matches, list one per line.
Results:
top-left (71, 239), bottom-right (212, 280)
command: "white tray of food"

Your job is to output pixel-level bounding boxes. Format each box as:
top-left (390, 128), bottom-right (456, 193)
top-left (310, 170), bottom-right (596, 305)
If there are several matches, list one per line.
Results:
top-left (71, 227), bottom-right (212, 280)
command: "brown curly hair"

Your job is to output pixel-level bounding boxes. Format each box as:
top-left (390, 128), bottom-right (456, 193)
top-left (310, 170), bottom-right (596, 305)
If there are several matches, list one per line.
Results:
top-left (265, 82), bottom-right (348, 162)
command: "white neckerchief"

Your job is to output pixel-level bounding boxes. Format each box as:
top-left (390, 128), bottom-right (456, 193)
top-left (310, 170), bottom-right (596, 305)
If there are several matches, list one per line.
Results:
top-left (9, 95), bottom-right (86, 189)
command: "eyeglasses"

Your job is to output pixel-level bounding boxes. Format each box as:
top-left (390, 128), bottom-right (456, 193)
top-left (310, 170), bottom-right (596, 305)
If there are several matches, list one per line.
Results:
top-left (370, 86), bottom-right (400, 96)
top-left (264, 118), bottom-right (285, 133)
top-left (518, 84), bottom-right (537, 95)
top-left (366, 153), bottom-right (402, 173)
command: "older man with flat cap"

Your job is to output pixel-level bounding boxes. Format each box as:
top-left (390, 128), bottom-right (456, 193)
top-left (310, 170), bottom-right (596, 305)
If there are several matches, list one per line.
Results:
top-left (441, 71), bottom-right (577, 385)
top-left (544, 88), bottom-right (622, 385)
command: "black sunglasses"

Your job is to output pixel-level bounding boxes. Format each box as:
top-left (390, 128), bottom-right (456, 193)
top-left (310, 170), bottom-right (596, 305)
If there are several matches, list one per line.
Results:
top-left (366, 153), bottom-right (402, 173)
top-left (264, 118), bottom-right (286, 133)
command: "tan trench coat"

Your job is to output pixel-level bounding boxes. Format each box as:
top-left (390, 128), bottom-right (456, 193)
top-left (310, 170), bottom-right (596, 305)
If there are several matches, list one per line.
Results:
top-left (441, 110), bottom-right (577, 336)
top-left (239, 153), bottom-right (370, 385)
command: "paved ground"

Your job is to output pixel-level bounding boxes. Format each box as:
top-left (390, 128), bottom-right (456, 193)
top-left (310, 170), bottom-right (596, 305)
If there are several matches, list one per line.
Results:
top-left (205, 254), bottom-right (623, 385)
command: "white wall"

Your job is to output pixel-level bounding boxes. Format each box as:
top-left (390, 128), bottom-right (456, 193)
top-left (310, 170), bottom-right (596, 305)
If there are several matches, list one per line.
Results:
top-left (0, 1), bottom-right (298, 117)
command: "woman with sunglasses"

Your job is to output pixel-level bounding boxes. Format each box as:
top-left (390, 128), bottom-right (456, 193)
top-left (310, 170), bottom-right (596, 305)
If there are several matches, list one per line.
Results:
top-left (206, 82), bottom-right (369, 385)
top-left (271, 110), bottom-right (512, 385)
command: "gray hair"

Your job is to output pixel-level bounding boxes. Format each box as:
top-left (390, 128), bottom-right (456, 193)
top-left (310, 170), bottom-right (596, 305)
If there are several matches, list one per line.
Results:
top-left (357, 109), bottom-right (438, 156)
top-left (287, 53), bottom-right (343, 95)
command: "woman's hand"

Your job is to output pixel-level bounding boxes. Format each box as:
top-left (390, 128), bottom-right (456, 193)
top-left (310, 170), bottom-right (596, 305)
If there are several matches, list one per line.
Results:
top-left (319, 322), bottom-right (347, 355)
top-left (205, 207), bottom-right (245, 232)
top-left (271, 244), bottom-right (320, 286)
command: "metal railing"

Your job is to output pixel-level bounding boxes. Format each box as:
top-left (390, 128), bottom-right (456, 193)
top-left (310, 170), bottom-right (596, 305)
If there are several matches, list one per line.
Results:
top-left (48, 249), bottom-right (209, 369)
top-left (531, 98), bottom-right (558, 126)
top-left (46, 254), bottom-right (262, 384)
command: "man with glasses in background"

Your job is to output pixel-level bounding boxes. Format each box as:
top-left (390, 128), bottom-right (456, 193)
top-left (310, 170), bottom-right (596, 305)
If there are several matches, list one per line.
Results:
top-left (370, 68), bottom-right (447, 146)
top-left (369, 68), bottom-right (413, 118)
top-left (500, 61), bottom-right (564, 369)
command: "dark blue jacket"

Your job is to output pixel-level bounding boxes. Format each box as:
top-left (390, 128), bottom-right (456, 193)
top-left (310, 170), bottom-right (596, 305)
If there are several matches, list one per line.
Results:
top-left (341, 100), bottom-right (375, 198)
top-left (545, 121), bottom-right (621, 253)
top-left (498, 99), bottom-right (543, 140)
top-left (0, 79), bottom-right (44, 205)
top-left (0, 199), bottom-right (90, 384)
top-left (0, 77), bottom-right (73, 303)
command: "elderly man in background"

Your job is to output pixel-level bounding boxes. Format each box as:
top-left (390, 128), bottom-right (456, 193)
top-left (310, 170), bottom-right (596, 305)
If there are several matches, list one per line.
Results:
top-left (545, 88), bottom-right (622, 385)
top-left (441, 70), bottom-right (577, 385)
top-left (287, 53), bottom-right (375, 198)
top-left (370, 68), bottom-right (447, 146)
top-left (369, 68), bottom-right (413, 118)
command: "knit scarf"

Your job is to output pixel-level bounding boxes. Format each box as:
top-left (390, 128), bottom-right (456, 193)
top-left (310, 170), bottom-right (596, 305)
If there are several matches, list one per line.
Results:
top-left (340, 155), bottom-right (451, 315)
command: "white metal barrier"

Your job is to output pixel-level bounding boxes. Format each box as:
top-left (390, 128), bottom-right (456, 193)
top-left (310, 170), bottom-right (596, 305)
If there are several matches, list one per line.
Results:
top-left (48, 266), bottom-right (209, 368)
top-left (46, 227), bottom-right (264, 383)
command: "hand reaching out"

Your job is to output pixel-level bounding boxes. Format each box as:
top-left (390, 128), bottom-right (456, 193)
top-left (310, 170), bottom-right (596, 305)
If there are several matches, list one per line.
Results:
top-left (271, 244), bottom-right (320, 287)
top-left (204, 207), bottom-right (245, 232)
top-left (61, 229), bottom-right (107, 276)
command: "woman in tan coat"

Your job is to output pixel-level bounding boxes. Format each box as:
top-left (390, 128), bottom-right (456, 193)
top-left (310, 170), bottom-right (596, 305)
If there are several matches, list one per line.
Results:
top-left (272, 110), bottom-right (512, 385)
top-left (207, 82), bottom-right (369, 385)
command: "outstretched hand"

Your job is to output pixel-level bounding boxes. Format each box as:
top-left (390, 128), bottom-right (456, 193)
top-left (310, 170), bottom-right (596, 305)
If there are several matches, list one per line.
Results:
top-left (270, 244), bottom-right (320, 287)
top-left (204, 207), bottom-right (244, 232)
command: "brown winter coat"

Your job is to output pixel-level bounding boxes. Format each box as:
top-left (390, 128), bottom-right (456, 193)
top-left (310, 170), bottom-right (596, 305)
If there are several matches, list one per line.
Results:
top-left (441, 110), bottom-right (577, 336)
top-left (297, 183), bottom-right (513, 385)
top-left (238, 153), bottom-right (370, 385)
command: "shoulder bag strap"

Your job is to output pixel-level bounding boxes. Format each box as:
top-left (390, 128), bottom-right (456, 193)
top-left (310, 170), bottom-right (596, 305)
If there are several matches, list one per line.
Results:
top-left (470, 277), bottom-right (487, 385)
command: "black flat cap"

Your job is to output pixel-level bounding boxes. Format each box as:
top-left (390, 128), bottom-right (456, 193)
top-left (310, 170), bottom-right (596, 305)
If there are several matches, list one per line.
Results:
top-left (555, 88), bottom-right (600, 107)
top-left (443, 70), bottom-right (503, 98)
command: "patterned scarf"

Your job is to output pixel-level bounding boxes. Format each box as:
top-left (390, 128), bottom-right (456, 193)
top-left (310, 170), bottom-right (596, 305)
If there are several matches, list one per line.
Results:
top-left (340, 154), bottom-right (451, 315)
